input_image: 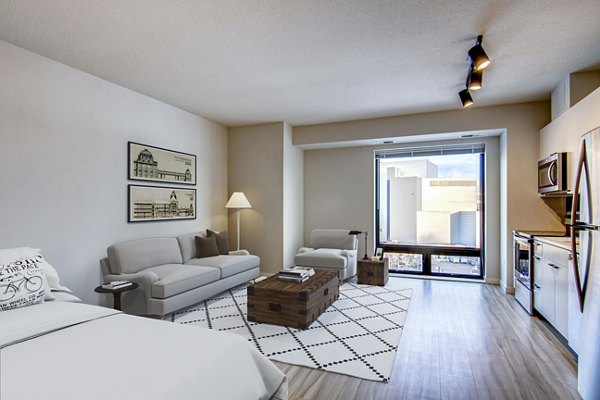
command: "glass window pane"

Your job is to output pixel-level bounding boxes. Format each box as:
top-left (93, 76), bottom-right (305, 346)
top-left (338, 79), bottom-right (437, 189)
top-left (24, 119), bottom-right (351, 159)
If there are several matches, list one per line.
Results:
top-left (431, 255), bottom-right (481, 276)
top-left (378, 153), bottom-right (481, 249)
top-left (384, 252), bottom-right (423, 273)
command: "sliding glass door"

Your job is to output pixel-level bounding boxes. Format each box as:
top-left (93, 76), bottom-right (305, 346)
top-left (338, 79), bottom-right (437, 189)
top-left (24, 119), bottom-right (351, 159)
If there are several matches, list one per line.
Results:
top-left (375, 144), bottom-right (485, 279)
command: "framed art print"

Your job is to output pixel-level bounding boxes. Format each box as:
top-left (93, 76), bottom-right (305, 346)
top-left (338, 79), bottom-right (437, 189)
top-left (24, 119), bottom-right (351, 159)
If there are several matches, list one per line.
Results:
top-left (128, 185), bottom-right (196, 222)
top-left (128, 142), bottom-right (196, 185)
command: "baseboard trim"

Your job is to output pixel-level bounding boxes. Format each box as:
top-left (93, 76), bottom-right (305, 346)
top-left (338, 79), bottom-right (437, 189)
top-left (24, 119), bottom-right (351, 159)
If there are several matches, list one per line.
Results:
top-left (500, 280), bottom-right (515, 294)
top-left (485, 278), bottom-right (500, 285)
top-left (389, 273), bottom-right (485, 284)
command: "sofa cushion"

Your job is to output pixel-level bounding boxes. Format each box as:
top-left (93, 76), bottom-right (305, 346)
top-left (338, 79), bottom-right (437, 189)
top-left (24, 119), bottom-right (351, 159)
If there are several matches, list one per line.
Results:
top-left (207, 229), bottom-right (229, 255)
top-left (195, 236), bottom-right (219, 258)
top-left (107, 238), bottom-right (183, 274)
top-left (146, 264), bottom-right (220, 299)
top-left (185, 255), bottom-right (259, 279)
top-left (176, 231), bottom-right (204, 263)
top-left (294, 248), bottom-right (347, 269)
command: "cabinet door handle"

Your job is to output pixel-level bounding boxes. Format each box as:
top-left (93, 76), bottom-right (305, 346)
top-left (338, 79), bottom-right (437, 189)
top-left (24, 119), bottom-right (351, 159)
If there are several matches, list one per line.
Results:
top-left (534, 256), bottom-right (541, 260)
top-left (533, 283), bottom-right (541, 289)
top-left (548, 263), bottom-right (560, 269)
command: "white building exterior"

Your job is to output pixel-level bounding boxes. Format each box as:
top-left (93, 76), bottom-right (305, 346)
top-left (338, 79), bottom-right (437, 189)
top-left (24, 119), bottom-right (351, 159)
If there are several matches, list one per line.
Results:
top-left (383, 160), bottom-right (479, 247)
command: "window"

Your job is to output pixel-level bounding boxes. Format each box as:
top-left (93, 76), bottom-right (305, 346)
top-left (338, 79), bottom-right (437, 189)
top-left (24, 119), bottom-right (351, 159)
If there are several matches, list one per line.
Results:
top-left (375, 144), bottom-right (485, 278)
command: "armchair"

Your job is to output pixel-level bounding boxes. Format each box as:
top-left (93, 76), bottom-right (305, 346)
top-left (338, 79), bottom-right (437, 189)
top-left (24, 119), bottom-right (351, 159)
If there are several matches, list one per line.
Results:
top-left (294, 229), bottom-right (358, 281)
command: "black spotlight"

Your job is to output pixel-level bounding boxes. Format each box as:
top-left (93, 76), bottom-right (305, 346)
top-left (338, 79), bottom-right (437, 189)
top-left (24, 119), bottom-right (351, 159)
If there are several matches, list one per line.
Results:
top-left (467, 66), bottom-right (483, 91)
top-left (459, 89), bottom-right (473, 108)
top-left (468, 35), bottom-right (491, 70)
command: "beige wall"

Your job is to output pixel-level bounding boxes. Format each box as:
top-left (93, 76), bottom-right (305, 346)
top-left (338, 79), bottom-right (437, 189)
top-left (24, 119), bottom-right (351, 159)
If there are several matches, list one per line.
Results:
top-left (297, 102), bottom-right (553, 290)
top-left (228, 122), bottom-right (304, 274)
top-left (304, 146), bottom-right (374, 258)
top-left (228, 123), bottom-right (284, 274)
top-left (283, 122), bottom-right (304, 268)
top-left (0, 40), bottom-right (228, 304)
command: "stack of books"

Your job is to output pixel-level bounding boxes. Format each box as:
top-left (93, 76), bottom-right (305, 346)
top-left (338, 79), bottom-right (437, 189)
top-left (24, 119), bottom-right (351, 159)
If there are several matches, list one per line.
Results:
top-left (278, 266), bottom-right (315, 282)
top-left (101, 280), bottom-right (133, 290)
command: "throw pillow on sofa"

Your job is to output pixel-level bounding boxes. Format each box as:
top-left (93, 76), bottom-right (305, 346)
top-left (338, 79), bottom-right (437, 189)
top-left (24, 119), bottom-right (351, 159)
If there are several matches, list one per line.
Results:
top-left (207, 229), bottom-right (229, 255)
top-left (195, 235), bottom-right (220, 258)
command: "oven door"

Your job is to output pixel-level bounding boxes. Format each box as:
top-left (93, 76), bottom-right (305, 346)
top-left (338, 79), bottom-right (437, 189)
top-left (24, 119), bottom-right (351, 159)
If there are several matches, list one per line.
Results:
top-left (514, 234), bottom-right (534, 314)
top-left (514, 236), bottom-right (532, 289)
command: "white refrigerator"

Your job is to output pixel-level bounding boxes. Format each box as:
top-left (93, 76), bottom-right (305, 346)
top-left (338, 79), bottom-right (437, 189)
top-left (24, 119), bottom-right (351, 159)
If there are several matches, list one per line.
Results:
top-left (573, 127), bottom-right (600, 399)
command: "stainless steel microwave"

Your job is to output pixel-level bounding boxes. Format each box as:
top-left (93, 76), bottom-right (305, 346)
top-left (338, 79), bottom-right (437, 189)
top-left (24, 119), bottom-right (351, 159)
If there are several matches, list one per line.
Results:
top-left (538, 152), bottom-right (567, 194)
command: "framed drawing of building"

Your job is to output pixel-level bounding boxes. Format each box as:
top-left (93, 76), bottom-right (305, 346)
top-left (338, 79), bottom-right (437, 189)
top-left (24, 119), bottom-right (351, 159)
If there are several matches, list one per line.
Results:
top-left (128, 142), bottom-right (196, 185)
top-left (128, 185), bottom-right (196, 222)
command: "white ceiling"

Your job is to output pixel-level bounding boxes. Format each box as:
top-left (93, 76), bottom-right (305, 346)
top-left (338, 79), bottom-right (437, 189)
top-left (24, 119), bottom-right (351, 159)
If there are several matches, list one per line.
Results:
top-left (1, 0), bottom-right (599, 127)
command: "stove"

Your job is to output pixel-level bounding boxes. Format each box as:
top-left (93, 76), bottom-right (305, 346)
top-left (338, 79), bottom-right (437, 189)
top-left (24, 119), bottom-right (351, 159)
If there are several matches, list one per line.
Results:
top-left (513, 230), bottom-right (566, 314)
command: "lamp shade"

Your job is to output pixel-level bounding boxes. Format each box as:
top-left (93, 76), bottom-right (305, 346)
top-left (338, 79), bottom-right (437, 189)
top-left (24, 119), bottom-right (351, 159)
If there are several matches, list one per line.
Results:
top-left (468, 36), bottom-right (491, 71)
top-left (225, 192), bottom-right (252, 209)
top-left (467, 68), bottom-right (483, 91)
top-left (459, 89), bottom-right (474, 108)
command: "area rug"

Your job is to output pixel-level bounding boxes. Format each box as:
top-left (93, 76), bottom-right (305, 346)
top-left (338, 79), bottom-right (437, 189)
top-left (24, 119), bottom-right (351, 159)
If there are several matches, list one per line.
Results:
top-left (171, 280), bottom-right (412, 382)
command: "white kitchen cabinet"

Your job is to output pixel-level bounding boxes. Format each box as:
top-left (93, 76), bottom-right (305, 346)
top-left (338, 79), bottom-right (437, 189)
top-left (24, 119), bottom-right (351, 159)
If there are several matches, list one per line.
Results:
top-left (536, 257), bottom-right (554, 321)
top-left (533, 240), bottom-right (570, 338)
top-left (568, 253), bottom-right (582, 354)
top-left (554, 259), bottom-right (569, 337)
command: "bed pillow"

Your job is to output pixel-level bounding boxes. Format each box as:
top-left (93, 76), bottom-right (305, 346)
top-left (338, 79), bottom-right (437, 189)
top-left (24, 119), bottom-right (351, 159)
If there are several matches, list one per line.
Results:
top-left (0, 255), bottom-right (46, 311)
top-left (0, 247), bottom-right (70, 293)
top-left (38, 257), bottom-right (70, 292)
top-left (195, 235), bottom-right (219, 258)
top-left (206, 229), bottom-right (229, 255)
top-left (0, 246), bottom-right (40, 264)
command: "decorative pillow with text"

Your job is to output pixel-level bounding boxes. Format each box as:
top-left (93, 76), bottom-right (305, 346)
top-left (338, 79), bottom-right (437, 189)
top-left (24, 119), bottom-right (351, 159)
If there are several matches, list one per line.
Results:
top-left (0, 255), bottom-right (46, 311)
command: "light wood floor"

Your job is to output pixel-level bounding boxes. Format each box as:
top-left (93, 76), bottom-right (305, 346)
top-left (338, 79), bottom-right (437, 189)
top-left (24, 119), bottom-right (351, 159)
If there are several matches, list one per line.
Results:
top-left (275, 277), bottom-right (580, 400)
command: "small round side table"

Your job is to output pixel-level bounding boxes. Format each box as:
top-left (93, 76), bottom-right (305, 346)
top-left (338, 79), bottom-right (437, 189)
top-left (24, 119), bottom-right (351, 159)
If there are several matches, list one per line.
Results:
top-left (94, 282), bottom-right (139, 310)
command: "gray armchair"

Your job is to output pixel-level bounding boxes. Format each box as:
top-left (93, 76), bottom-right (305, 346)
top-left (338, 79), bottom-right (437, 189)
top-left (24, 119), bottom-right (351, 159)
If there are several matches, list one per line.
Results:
top-left (294, 229), bottom-right (358, 281)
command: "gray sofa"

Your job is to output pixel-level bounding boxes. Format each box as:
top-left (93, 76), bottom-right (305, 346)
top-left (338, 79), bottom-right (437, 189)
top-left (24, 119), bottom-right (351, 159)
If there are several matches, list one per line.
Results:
top-left (99, 231), bottom-right (260, 317)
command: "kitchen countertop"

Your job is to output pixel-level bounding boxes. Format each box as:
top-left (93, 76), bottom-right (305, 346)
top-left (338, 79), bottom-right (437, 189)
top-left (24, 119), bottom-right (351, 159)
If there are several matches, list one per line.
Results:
top-left (535, 236), bottom-right (575, 252)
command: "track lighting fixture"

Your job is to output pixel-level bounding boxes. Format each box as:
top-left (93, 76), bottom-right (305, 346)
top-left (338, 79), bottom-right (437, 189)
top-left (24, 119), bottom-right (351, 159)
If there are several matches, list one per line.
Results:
top-left (459, 89), bottom-right (473, 108)
top-left (458, 34), bottom-right (491, 108)
top-left (467, 66), bottom-right (483, 91)
top-left (468, 35), bottom-right (491, 71)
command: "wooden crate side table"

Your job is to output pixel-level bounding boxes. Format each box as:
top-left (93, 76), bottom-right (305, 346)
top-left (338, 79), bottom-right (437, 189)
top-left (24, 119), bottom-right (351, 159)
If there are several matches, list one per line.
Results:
top-left (357, 258), bottom-right (389, 286)
top-left (247, 269), bottom-right (339, 330)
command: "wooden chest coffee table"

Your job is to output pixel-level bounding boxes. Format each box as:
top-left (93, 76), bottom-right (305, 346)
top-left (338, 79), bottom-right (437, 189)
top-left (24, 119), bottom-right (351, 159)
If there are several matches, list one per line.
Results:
top-left (247, 269), bottom-right (339, 330)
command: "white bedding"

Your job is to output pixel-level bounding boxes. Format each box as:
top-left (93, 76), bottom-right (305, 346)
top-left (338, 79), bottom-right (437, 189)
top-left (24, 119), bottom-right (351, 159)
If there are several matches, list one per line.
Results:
top-left (0, 302), bottom-right (287, 400)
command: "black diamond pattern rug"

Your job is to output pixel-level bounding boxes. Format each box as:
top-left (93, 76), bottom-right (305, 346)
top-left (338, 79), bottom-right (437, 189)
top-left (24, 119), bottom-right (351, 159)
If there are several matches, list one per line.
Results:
top-left (171, 280), bottom-right (412, 382)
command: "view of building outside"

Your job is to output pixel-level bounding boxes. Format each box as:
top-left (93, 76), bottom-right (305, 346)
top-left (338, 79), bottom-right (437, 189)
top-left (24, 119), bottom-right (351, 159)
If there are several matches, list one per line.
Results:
top-left (378, 154), bottom-right (482, 275)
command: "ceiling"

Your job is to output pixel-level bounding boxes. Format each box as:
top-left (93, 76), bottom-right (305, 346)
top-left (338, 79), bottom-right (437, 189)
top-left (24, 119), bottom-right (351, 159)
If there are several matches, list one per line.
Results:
top-left (1, 0), bottom-right (599, 127)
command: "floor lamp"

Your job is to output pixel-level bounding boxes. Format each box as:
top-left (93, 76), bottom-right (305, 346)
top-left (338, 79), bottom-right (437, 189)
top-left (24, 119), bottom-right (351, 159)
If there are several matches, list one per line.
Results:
top-left (225, 192), bottom-right (252, 251)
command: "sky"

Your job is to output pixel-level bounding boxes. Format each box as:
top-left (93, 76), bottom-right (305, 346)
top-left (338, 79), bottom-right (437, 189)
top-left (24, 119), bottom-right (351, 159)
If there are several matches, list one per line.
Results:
top-left (428, 154), bottom-right (480, 178)
top-left (381, 153), bottom-right (481, 179)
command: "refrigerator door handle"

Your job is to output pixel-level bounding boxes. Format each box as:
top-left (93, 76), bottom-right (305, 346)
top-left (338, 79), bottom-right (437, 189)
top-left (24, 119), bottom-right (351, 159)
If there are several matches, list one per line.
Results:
top-left (571, 140), bottom-right (590, 312)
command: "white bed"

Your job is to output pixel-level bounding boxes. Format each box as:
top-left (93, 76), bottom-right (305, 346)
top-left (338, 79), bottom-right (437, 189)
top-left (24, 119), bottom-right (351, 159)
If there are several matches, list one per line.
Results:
top-left (0, 301), bottom-right (287, 400)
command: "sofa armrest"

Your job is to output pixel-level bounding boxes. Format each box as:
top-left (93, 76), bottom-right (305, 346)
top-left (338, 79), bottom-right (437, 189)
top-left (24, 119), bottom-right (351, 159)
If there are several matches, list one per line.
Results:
top-left (104, 271), bottom-right (160, 298)
top-left (229, 249), bottom-right (250, 256)
top-left (340, 249), bottom-right (356, 258)
top-left (297, 247), bottom-right (315, 254)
